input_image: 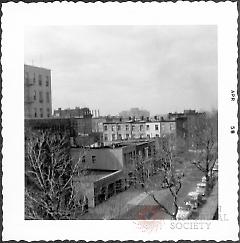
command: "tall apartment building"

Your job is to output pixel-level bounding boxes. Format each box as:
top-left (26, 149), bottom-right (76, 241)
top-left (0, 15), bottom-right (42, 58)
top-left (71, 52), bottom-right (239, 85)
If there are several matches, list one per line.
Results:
top-left (24, 64), bottom-right (52, 118)
top-left (168, 110), bottom-right (206, 148)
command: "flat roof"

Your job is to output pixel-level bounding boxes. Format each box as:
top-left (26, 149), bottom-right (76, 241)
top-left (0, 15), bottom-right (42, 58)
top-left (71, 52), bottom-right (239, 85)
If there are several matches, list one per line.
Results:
top-left (74, 170), bottom-right (118, 183)
top-left (145, 120), bottom-right (176, 123)
top-left (24, 64), bottom-right (51, 71)
top-left (71, 144), bottom-right (126, 150)
top-left (103, 120), bottom-right (176, 124)
top-left (103, 120), bottom-right (147, 124)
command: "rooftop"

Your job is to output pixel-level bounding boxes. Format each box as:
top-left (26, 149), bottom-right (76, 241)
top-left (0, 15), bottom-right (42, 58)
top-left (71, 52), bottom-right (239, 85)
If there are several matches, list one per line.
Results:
top-left (24, 64), bottom-right (51, 71)
top-left (73, 169), bottom-right (119, 183)
top-left (103, 119), bottom-right (177, 124)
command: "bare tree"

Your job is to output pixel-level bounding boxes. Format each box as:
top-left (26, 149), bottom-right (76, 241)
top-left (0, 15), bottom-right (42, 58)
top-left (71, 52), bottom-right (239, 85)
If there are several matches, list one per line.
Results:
top-left (133, 135), bottom-right (184, 220)
top-left (25, 129), bottom-right (84, 220)
top-left (190, 111), bottom-right (218, 189)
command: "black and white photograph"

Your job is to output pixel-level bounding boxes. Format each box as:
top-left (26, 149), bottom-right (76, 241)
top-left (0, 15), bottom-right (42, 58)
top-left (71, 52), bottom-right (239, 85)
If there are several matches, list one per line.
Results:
top-left (24, 25), bottom-right (218, 221)
top-left (2, 2), bottom-right (238, 241)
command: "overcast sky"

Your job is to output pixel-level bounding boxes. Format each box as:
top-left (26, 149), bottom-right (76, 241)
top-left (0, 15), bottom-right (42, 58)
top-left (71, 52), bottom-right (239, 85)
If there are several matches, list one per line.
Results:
top-left (24, 25), bottom-right (217, 116)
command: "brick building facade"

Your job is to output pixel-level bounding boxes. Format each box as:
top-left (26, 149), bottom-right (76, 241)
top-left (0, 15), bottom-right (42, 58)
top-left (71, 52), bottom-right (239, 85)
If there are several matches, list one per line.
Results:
top-left (24, 64), bottom-right (52, 118)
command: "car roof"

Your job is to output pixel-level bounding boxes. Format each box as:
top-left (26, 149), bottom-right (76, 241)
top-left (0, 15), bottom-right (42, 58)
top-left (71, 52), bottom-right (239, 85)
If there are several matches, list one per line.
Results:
top-left (188, 191), bottom-right (199, 196)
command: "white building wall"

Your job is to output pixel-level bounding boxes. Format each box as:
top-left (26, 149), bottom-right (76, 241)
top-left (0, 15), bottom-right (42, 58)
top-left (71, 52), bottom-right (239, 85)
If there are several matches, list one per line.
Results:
top-left (146, 122), bottom-right (161, 138)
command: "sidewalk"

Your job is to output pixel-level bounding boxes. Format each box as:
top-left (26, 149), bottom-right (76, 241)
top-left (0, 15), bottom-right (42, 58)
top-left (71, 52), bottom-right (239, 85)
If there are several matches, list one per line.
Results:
top-left (77, 185), bottom-right (169, 220)
top-left (77, 187), bottom-right (145, 219)
top-left (77, 174), bottom-right (166, 220)
top-left (197, 182), bottom-right (218, 220)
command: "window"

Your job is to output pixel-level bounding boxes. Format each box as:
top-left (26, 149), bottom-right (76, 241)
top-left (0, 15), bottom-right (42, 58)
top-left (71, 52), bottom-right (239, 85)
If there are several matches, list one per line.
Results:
top-left (104, 125), bottom-right (108, 131)
top-left (132, 125), bottom-right (135, 130)
top-left (170, 123), bottom-right (175, 130)
top-left (82, 156), bottom-right (86, 163)
top-left (46, 92), bottom-right (50, 103)
top-left (34, 108), bottom-right (37, 118)
top-left (156, 134), bottom-right (159, 137)
top-left (124, 153), bottom-right (127, 163)
top-left (25, 72), bottom-right (30, 85)
top-left (153, 147), bottom-right (156, 155)
top-left (39, 91), bottom-right (43, 103)
top-left (146, 125), bottom-right (150, 130)
top-left (117, 125), bottom-right (121, 131)
top-left (40, 108), bottom-right (43, 118)
top-left (46, 76), bottom-right (49, 86)
top-left (155, 125), bottom-right (159, 131)
top-left (38, 74), bottom-right (42, 86)
top-left (25, 72), bottom-right (29, 80)
top-left (133, 151), bottom-right (136, 160)
top-left (140, 125), bottom-right (143, 131)
top-left (92, 156), bottom-right (96, 163)
top-left (33, 90), bottom-right (37, 101)
top-left (118, 134), bottom-right (122, 140)
top-left (126, 125), bottom-right (129, 131)
top-left (104, 135), bottom-right (108, 141)
top-left (47, 108), bottom-right (50, 117)
top-left (33, 73), bottom-right (36, 83)
top-left (112, 134), bottom-right (116, 141)
top-left (148, 147), bottom-right (152, 157)
top-left (126, 134), bottom-right (129, 139)
top-left (111, 125), bottom-right (114, 131)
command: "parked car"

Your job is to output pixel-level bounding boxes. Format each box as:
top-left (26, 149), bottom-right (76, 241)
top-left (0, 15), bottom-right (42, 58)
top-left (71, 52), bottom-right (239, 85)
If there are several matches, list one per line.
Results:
top-left (196, 182), bottom-right (207, 198)
top-left (176, 205), bottom-right (192, 220)
top-left (213, 163), bottom-right (218, 172)
top-left (188, 191), bottom-right (201, 203)
top-left (184, 191), bottom-right (202, 210)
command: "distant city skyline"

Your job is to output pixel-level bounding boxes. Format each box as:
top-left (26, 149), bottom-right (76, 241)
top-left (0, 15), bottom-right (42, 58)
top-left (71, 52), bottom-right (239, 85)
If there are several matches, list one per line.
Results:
top-left (24, 25), bottom-right (218, 116)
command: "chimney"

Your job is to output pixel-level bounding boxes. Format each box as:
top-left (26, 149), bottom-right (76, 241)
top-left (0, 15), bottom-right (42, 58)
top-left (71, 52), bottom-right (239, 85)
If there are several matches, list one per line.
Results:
top-left (97, 109), bottom-right (100, 117)
top-left (161, 116), bottom-right (164, 121)
top-left (91, 110), bottom-right (94, 117)
top-left (146, 117), bottom-right (149, 121)
top-left (94, 110), bottom-right (97, 117)
top-left (154, 115), bottom-right (157, 120)
top-left (141, 116), bottom-right (144, 120)
top-left (129, 117), bottom-right (131, 121)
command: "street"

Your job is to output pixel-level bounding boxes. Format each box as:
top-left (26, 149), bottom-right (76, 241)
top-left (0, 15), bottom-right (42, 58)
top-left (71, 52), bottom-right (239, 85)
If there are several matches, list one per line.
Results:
top-left (118, 161), bottom-right (205, 219)
top-left (77, 160), bottom-right (206, 220)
